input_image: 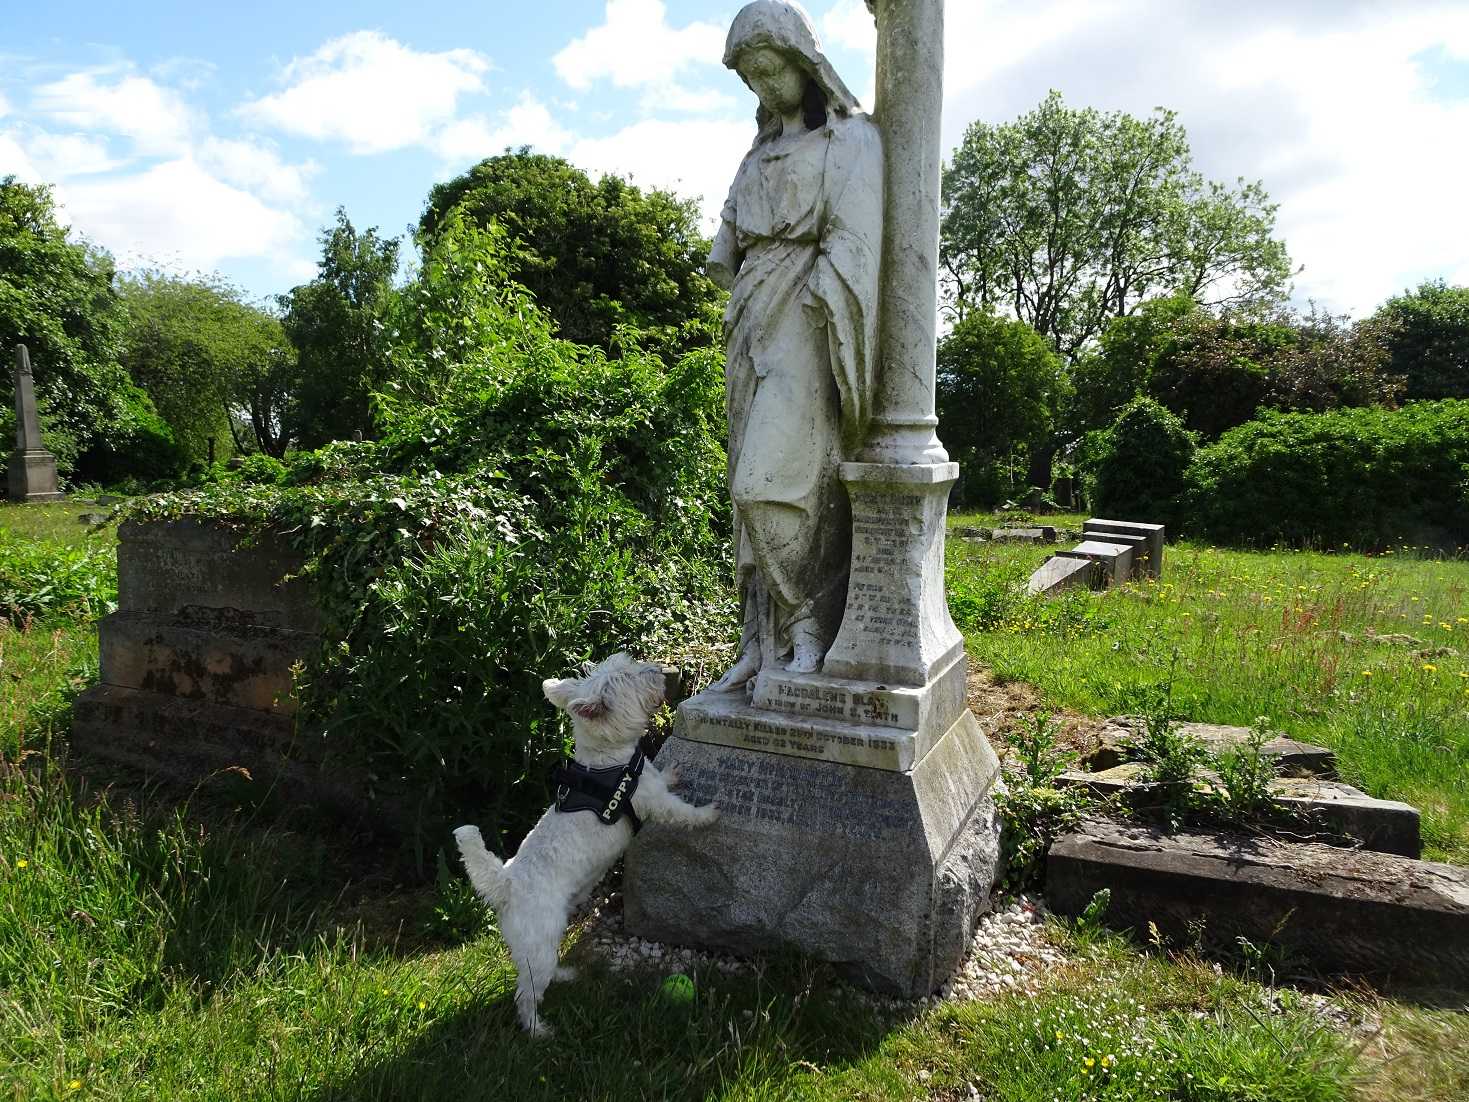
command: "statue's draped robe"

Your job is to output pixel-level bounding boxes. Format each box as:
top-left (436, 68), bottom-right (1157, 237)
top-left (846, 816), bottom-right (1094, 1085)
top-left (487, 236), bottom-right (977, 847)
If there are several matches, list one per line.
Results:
top-left (709, 113), bottom-right (883, 660)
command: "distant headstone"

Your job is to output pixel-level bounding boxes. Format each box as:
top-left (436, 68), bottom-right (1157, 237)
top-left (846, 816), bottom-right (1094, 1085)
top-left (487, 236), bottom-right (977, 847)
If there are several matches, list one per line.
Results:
top-left (7, 344), bottom-right (64, 503)
top-left (1026, 554), bottom-right (1100, 596)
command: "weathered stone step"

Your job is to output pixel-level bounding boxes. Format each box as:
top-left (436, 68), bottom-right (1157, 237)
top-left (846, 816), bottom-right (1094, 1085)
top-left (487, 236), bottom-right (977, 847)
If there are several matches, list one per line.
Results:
top-left (1048, 818), bottom-right (1469, 988)
top-left (1056, 765), bottom-right (1420, 857)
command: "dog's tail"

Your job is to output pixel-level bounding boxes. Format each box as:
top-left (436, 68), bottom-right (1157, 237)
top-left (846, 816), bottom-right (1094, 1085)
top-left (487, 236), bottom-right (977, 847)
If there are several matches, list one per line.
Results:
top-left (452, 825), bottom-right (510, 912)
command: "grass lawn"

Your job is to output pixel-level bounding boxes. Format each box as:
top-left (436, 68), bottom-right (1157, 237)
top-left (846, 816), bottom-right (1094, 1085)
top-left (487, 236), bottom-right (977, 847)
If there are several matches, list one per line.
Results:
top-left (947, 514), bottom-right (1469, 863)
top-left (0, 504), bottom-right (1465, 1099)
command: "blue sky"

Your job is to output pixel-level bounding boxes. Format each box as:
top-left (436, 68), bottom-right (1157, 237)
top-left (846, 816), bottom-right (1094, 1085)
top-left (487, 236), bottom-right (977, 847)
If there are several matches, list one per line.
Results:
top-left (4, 0), bottom-right (1469, 316)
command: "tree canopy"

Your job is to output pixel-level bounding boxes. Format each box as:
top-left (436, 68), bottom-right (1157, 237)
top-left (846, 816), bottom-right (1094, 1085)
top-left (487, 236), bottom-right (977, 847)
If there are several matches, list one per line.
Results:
top-left (0, 176), bottom-right (136, 472)
top-left (1069, 296), bottom-right (1403, 442)
top-left (118, 272), bottom-right (293, 461)
top-left (936, 311), bottom-right (1065, 505)
top-left (1374, 280), bottom-right (1469, 400)
top-left (941, 92), bottom-right (1293, 358)
top-left (279, 210), bottom-right (400, 450)
top-left (419, 149), bottom-right (722, 353)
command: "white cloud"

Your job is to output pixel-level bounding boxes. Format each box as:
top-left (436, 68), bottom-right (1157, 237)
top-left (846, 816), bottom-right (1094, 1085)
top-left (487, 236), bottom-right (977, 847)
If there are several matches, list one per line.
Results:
top-left (0, 92), bottom-right (11, 119)
top-left (31, 69), bottom-right (201, 156)
top-left (196, 137), bottom-right (318, 206)
top-left (433, 93), bottom-right (575, 164)
top-left (22, 131), bottom-right (119, 177)
top-left (819, 0), bottom-right (877, 55)
top-left (0, 132), bottom-right (42, 183)
top-left (54, 158), bottom-right (311, 277)
top-left (238, 31), bottom-right (490, 155)
top-left (569, 117), bottom-right (753, 224)
top-left (150, 57), bottom-right (218, 92)
top-left (554, 0), bottom-right (726, 91)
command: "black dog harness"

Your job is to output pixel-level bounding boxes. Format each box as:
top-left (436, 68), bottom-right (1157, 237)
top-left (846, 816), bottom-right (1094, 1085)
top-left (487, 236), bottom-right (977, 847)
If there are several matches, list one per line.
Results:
top-left (553, 736), bottom-right (658, 832)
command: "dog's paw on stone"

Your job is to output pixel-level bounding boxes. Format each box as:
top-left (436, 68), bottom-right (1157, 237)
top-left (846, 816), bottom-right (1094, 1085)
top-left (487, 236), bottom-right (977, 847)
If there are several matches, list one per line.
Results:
top-left (665, 763), bottom-right (684, 789)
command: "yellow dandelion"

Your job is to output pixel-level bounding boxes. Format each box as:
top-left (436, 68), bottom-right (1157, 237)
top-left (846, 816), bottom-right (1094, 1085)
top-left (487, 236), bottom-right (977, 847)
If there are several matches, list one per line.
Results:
top-left (69, 1082), bottom-right (81, 1091)
top-left (1056, 1031), bottom-right (1065, 1040)
top-left (1085, 1057), bottom-right (1095, 1067)
top-left (15, 859), bottom-right (26, 868)
top-left (418, 1001), bottom-right (427, 1010)
top-left (1362, 671), bottom-right (1373, 677)
top-left (1425, 665), bottom-right (1438, 673)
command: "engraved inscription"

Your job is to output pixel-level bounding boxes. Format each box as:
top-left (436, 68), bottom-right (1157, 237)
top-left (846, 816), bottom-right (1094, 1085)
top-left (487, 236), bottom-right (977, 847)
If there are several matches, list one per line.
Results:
top-left (846, 491), bottom-right (922, 649)
top-left (696, 710), bottom-right (899, 756)
top-left (680, 753), bottom-right (918, 842)
top-left (764, 680), bottom-right (904, 726)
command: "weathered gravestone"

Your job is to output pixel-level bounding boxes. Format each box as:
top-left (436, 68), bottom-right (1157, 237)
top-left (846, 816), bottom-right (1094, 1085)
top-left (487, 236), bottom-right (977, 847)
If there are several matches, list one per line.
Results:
top-left (623, 0), bottom-right (1002, 998)
top-left (7, 345), bottom-right (63, 503)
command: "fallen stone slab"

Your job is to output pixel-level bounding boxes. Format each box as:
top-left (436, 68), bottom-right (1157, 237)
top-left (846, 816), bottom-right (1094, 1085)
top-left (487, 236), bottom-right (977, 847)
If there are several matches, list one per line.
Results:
top-left (1055, 766), bottom-right (1418, 856)
top-left (991, 527), bottom-right (1056, 544)
top-left (951, 525), bottom-right (992, 540)
top-left (1047, 818), bottom-right (1469, 987)
top-left (1056, 540), bottom-right (1134, 585)
top-left (1026, 554), bottom-right (1101, 596)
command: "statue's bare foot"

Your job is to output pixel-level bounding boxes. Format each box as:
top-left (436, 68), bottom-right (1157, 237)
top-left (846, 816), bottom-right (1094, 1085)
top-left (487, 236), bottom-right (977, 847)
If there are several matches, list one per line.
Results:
top-left (709, 649), bottom-right (761, 692)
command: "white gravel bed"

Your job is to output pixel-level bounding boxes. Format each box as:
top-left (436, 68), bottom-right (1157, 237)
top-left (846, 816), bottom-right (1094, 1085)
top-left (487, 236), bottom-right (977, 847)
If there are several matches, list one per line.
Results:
top-left (572, 879), bottom-right (1067, 1004)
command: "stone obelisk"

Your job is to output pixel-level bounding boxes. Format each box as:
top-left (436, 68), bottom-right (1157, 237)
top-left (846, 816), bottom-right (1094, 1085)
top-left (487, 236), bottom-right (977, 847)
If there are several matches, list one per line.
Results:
top-left (8, 345), bottom-right (64, 503)
top-left (624, 0), bottom-right (1001, 998)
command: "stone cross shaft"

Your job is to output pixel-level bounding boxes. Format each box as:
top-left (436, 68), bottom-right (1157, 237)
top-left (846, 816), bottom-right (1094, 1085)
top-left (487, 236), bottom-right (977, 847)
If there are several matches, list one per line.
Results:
top-left (861, 0), bottom-right (948, 465)
top-left (13, 345), bottom-right (44, 453)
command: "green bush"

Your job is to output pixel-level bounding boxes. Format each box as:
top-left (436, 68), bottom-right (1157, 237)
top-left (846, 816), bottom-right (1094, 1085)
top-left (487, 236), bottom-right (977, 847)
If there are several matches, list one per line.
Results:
top-left (72, 384), bottom-right (189, 489)
top-left (1183, 400), bottom-right (1469, 548)
top-left (132, 218), bottom-right (733, 858)
top-left (1083, 395), bottom-right (1196, 525)
top-left (0, 528), bottom-right (117, 625)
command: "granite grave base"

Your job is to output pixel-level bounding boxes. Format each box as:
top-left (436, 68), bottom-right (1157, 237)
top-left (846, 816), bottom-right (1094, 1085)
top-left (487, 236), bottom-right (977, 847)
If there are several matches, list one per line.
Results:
top-left (623, 708), bottom-right (1003, 997)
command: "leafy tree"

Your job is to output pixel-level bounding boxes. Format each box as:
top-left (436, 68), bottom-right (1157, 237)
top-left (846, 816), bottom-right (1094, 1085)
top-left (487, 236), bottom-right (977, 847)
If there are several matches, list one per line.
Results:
top-left (280, 210), bottom-right (399, 450)
top-left (1374, 280), bottom-right (1469, 400)
top-left (1070, 297), bottom-right (1403, 441)
top-left (118, 272), bottom-right (294, 461)
top-left (941, 92), bottom-right (1292, 358)
top-left (936, 311), bottom-right (1065, 506)
top-left (1083, 395), bottom-right (1196, 524)
top-left (419, 149), bottom-right (722, 353)
top-left (0, 177), bottom-right (135, 473)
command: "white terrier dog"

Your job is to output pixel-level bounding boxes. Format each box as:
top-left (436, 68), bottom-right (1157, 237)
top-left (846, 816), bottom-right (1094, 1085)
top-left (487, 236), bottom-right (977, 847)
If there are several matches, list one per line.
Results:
top-left (454, 652), bottom-right (719, 1036)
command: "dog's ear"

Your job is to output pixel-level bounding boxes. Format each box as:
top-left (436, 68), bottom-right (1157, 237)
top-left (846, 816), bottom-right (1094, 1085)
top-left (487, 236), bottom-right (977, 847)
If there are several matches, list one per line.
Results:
top-left (543, 677), bottom-right (578, 710)
top-left (569, 695), bottom-right (610, 721)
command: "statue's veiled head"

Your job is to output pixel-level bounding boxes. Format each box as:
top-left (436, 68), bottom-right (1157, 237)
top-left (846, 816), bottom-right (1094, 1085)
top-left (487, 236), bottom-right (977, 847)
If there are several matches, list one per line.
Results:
top-left (725, 0), bottom-right (861, 139)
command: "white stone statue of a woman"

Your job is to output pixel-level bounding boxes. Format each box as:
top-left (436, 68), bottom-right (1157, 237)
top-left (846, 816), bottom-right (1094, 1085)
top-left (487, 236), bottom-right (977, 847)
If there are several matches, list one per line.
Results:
top-left (708, 0), bottom-right (883, 691)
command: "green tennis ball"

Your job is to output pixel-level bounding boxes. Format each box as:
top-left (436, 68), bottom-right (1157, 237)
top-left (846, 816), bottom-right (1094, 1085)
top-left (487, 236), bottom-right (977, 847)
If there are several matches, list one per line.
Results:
top-left (660, 972), bottom-right (695, 1002)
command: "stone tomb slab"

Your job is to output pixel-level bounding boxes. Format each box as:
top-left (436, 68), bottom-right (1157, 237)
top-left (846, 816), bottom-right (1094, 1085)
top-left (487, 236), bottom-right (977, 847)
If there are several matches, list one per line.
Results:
top-left (1084, 519), bottom-right (1165, 579)
top-left (1056, 540), bottom-right (1134, 585)
top-left (624, 709), bottom-right (1003, 997)
top-left (1047, 818), bottom-right (1469, 987)
top-left (1027, 555), bottom-right (1101, 596)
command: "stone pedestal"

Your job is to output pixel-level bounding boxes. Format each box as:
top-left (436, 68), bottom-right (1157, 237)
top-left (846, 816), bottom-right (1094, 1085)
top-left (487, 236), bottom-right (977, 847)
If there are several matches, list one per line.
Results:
top-left (7, 450), bottom-right (63, 502)
top-left (624, 711), bottom-right (1001, 996)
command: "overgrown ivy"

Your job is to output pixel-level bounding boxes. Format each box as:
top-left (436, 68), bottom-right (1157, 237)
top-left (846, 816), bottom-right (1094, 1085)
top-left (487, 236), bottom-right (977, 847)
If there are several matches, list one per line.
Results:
top-left (128, 218), bottom-right (736, 860)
